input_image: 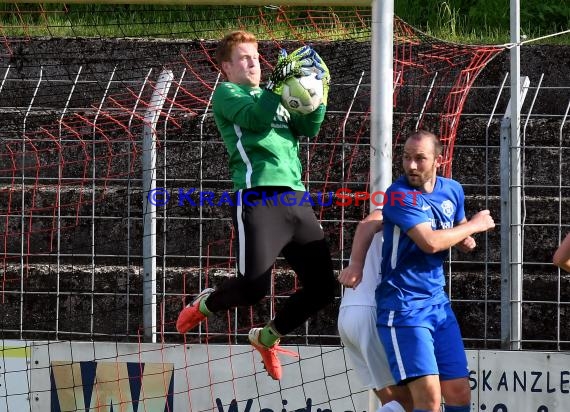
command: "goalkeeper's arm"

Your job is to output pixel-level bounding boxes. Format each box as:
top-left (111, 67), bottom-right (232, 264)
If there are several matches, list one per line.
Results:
top-left (289, 105), bottom-right (326, 138)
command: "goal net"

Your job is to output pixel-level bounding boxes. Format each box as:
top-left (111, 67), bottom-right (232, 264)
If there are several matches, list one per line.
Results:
top-left (0, 4), bottom-right (503, 411)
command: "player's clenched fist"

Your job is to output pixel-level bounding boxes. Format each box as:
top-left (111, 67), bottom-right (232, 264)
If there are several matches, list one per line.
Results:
top-left (470, 209), bottom-right (495, 232)
top-left (338, 263), bottom-right (363, 289)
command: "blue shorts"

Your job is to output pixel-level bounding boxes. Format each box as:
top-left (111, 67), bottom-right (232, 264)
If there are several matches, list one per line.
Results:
top-left (377, 301), bottom-right (469, 383)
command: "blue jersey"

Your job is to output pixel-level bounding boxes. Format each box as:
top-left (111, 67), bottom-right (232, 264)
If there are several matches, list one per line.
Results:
top-left (376, 175), bottom-right (465, 311)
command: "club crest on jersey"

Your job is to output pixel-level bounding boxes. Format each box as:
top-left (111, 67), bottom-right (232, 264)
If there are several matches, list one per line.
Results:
top-left (441, 200), bottom-right (454, 217)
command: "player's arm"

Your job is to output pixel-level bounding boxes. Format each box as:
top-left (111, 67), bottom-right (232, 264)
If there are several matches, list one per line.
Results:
top-left (338, 208), bottom-right (383, 288)
top-left (407, 210), bottom-right (495, 254)
top-left (289, 105), bottom-right (326, 138)
top-left (553, 233), bottom-right (570, 272)
top-left (454, 218), bottom-right (477, 252)
top-left (213, 47), bottom-right (315, 131)
top-left (213, 84), bottom-right (281, 131)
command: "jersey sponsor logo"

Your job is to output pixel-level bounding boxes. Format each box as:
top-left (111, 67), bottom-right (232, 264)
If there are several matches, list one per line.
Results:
top-left (272, 104), bottom-right (291, 126)
top-left (430, 217), bottom-right (453, 230)
top-left (440, 221), bottom-right (453, 229)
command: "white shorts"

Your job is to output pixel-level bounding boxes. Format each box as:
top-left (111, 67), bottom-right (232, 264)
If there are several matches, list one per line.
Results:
top-left (338, 305), bottom-right (395, 390)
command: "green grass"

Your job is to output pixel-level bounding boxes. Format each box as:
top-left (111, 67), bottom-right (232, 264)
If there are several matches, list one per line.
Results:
top-left (395, 0), bottom-right (569, 45)
top-left (0, 2), bottom-right (568, 45)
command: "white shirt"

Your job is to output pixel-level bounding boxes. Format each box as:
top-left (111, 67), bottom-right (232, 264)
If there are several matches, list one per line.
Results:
top-left (340, 231), bottom-right (383, 308)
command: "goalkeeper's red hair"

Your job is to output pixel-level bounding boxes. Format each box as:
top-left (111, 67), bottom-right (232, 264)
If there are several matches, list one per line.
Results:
top-left (215, 31), bottom-right (258, 78)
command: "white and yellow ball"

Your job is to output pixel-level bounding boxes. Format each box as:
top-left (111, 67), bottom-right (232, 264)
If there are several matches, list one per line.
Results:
top-left (281, 73), bottom-right (323, 115)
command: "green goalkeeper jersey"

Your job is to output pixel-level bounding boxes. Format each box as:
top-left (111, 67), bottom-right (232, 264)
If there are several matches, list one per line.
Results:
top-left (212, 82), bottom-right (326, 191)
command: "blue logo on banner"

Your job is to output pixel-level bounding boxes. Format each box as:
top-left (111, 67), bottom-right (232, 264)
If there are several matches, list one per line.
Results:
top-left (50, 361), bottom-right (174, 411)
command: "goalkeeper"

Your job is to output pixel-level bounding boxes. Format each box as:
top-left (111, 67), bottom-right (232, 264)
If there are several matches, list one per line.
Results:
top-left (176, 30), bottom-right (336, 381)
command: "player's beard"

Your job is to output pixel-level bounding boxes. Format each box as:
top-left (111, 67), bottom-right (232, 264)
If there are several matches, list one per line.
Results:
top-left (405, 164), bottom-right (437, 190)
top-left (405, 173), bottom-right (424, 189)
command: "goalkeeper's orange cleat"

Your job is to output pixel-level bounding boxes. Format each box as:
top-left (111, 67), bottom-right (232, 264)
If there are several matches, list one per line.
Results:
top-left (176, 288), bottom-right (214, 334)
top-left (248, 328), bottom-right (299, 380)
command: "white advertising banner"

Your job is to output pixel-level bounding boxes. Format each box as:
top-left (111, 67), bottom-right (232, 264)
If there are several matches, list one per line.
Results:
top-left (0, 340), bottom-right (568, 411)
top-left (469, 350), bottom-right (570, 412)
top-left (0, 342), bottom-right (31, 411)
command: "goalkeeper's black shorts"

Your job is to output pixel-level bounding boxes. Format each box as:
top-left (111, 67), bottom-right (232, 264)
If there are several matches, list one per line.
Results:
top-left (231, 186), bottom-right (330, 280)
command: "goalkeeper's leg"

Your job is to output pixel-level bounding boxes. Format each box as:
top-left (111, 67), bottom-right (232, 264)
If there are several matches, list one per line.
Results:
top-left (275, 236), bottom-right (336, 335)
top-left (177, 187), bottom-right (290, 334)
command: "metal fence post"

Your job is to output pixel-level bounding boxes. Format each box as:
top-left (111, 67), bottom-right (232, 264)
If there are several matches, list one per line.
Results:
top-left (500, 76), bottom-right (529, 350)
top-left (142, 69), bottom-right (173, 343)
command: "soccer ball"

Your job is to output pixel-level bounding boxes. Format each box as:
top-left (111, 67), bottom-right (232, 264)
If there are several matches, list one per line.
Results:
top-left (281, 73), bottom-right (324, 115)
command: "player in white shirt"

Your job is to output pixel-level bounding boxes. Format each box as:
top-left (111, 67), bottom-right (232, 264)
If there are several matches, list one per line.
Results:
top-left (338, 209), bottom-right (412, 412)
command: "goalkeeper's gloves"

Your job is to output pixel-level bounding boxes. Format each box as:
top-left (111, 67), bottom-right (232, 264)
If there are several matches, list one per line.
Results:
top-left (265, 47), bottom-right (314, 95)
top-left (312, 50), bottom-right (331, 106)
top-left (289, 45), bottom-right (316, 71)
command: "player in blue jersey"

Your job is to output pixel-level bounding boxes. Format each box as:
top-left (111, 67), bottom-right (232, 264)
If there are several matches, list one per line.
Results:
top-left (338, 209), bottom-right (412, 412)
top-left (376, 130), bottom-right (495, 412)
